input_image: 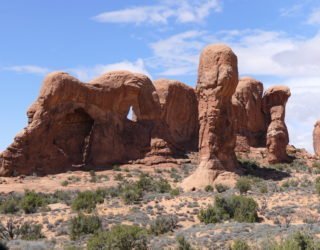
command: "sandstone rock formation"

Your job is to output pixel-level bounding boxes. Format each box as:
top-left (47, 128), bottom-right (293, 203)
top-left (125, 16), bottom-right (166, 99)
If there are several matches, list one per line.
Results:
top-left (181, 44), bottom-right (239, 190)
top-left (0, 71), bottom-right (200, 176)
top-left (313, 121), bottom-right (320, 156)
top-left (262, 86), bottom-right (291, 163)
top-left (232, 77), bottom-right (266, 152)
top-left (137, 79), bottom-right (198, 164)
top-left (0, 43), bottom-right (293, 179)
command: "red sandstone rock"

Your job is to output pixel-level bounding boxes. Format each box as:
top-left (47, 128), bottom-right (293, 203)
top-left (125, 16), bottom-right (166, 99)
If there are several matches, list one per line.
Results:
top-left (262, 86), bottom-right (291, 163)
top-left (232, 77), bottom-right (266, 152)
top-left (313, 121), bottom-right (320, 156)
top-left (136, 79), bottom-right (198, 165)
top-left (0, 71), bottom-right (161, 176)
top-left (181, 44), bottom-right (239, 190)
top-left (0, 71), bottom-right (201, 176)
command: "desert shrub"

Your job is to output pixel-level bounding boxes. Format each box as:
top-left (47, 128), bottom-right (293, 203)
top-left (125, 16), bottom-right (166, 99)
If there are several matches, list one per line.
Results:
top-left (198, 205), bottom-right (226, 224)
top-left (149, 215), bottom-right (178, 235)
top-left (69, 213), bottom-right (102, 240)
top-left (230, 239), bottom-right (251, 250)
top-left (315, 177), bottom-right (320, 195)
top-left (0, 241), bottom-right (8, 250)
top-left (51, 190), bottom-right (74, 205)
top-left (0, 197), bottom-right (20, 214)
top-left (16, 223), bottom-right (44, 240)
top-left (281, 179), bottom-right (299, 189)
top-left (290, 160), bottom-right (309, 173)
top-left (215, 184), bottom-right (229, 193)
top-left (205, 185), bottom-right (214, 192)
top-left (71, 190), bottom-right (104, 212)
top-left (61, 180), bottom-right (69, 186)
top-left (20, 190), bottom-right (48, 214)
top-left (115, 173), bottom-right (125, 181)
top-left (176, 235), bottom-right (194, 250)
top-left (156, 178), bottom-right (172, 193)
top-left (113, 165), bottom-right (121, 171)
top-left (0, 219), bottom-right (18, 240)
top-left (266, 231), bottom-right (320, 250)
top-left (258, 183), bottom-right (268, 194)
top-left (170, 188), bottom-right (180, 196)
top-left (87, 225), bottom-right (148, 250)
top-left (198, 195), bottom-right (259, 224)
top-left (236, 177), bottom-right (252, 194)
top-left (120, 183), bottom-right (143, 205)
top-left (238, 159), bottom-right (259, 172)
top-left (136, 174), bottom-right (154, 192)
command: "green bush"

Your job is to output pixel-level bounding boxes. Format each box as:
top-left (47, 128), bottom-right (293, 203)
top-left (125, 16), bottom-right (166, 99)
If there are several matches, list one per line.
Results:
top-left (282, 179), bottom-right (299, 189)
top-left (20, 190), bottom-right (48, 214)
top-left (215, 184), bottom-right (229, 193)
top-left (51, 190), bottom-right (74, 205)
top-left (170, 188), bottom-right (180, 196)
top-left (236, 177), bottom-right (252, 194)
top-left (176, 235), bottom-right (194, 250)
top-left (120, 183), bottom-right (143, 205)
top-left (69, 213), bottom-right (102, 240)
top-left (0, 198), bottom-right (20, 214)
top-left (61, 180), bottom-right (69, 187)
top-left (71, 191), bottom-right (104, 212)
top-left (266, 231), bottom-right (320, 250)
top-left (16, 223), bottom-right (44, 240)
top-left (315, 177), bottom-right (320, 195)
top-left (198, 205), bottom-right (227, 224)
top-left (149, 215), bottom-right (178, 235)
top-left (204, 185), bottom-right (214, 192)
top-left (87, 225), bottom-right (148, 250)
top-left (230, 239), bottom-right (251, 250)
top-left (198, 195), bottom-right (259, 224)
top-left (136, 174), bottom-right (154, 192)
top-left (156, 178), bottom-right (172, 193)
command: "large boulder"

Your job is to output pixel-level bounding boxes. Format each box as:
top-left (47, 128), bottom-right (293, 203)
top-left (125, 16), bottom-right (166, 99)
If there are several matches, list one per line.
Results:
top-left (232, 77), bottom-right (266, 151)
top-left (313, 121), bottom-right (320, 156)
top-left (181, 44), bottom-right (239, 190)
top-left (0, 71), bottom-right (161, 176)
top-left (262, 86), bottom-right (291, 163)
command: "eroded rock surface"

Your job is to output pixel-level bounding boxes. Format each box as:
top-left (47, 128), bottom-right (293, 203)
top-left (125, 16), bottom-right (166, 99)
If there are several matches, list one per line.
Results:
top-left (181, 44), bottom-right (239, 190)
top-left (263, 86), bottom-right (291, 163)
top-left (232, 77), bottom-right (266, 152)
top-left (313, 121), bottom-right (320, 156)
top-left (0, 71), bottom-right (161, 176)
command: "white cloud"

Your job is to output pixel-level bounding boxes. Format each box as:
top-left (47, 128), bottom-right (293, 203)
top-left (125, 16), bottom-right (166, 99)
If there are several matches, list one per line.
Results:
top-left (92, 0), bottom-right (221, 25)
top-left (307, 8), bottom-right (320, 24)
top-left (68, 59), bottom-right (151, 82)
top-left (148, 30), bottom-right (205, 76)
top-left (280, 3), bottom-right (304, 17)
top-left (2, 65), bottom-right (50, 75)
top-left (148, 29), bottom-right (320, 152)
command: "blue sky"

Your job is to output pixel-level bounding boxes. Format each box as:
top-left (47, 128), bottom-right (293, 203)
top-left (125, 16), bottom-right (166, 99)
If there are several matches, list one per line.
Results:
top-left (1, 0), bottom-right (320, 152)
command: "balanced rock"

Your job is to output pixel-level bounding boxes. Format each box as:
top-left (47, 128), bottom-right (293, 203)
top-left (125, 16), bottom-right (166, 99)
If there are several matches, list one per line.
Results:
top-left (181, 44), bottom-right (239, 190)
top-left (262, 86), bottom-right (291, 163)
top-left (0, 71), bottom-right (161, 176)
top-left (232, 77), bottom-right (266, 152)
top-left (313, 121), bottom-right (320, 156)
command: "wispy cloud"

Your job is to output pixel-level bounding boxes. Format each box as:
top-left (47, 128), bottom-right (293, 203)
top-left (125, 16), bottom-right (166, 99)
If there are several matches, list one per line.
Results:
top-left (147, 29), bottom-right (320, 152)
top-left (92, 0), bottom-right (221, 25)
top-left (280, 3), bottom-right (304, 17)
top-left (148, 30), bottom-right (205, 76)
top-left (68, 59), bottom-right (150, 82)
top-left (2, 65), bottom-right (50, 75)
top-left (307, 8), bottom-right (320, 24)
